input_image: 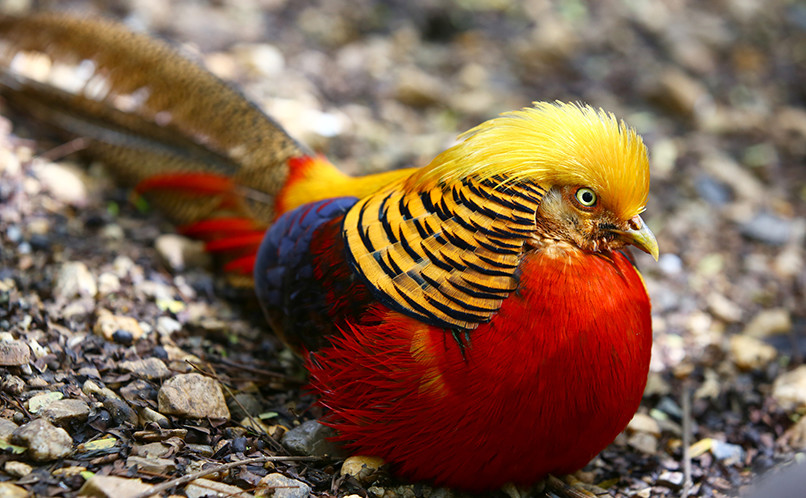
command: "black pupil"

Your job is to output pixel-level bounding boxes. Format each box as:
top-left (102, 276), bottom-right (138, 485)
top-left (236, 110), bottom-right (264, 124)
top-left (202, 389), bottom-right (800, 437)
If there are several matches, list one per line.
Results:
top-left (581, 191), bottom-right (593, 204)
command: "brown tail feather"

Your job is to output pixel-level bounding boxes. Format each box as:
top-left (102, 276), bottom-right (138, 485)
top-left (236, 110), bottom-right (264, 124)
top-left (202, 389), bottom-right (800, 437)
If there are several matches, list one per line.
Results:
top-left (0, 12), bottom-right (306, 226)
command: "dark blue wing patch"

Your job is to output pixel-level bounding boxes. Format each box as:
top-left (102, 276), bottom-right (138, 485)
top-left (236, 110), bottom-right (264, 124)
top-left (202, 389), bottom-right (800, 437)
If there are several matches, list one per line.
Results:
top-left (254, 197), bottom-right (358, 323)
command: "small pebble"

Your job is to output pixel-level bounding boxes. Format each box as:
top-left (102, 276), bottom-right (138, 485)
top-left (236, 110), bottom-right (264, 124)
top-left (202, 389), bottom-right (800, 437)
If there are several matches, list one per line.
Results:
top-left (657, 253), bottom-right (683, 276)
top-left (6, 225), bottom-right (22, 243)
top-left (772, 365), bottom-right (806, 410)
top-left (186, 478), bottom-right (254, 498)
top-left (94, 310), bottom-right (144, 342)
top-left (627, 413), bottom-right (661, 437)
top-left (707, 293), bottom-right (743, 323)
top-left (39, 398), bottom-right (91, 425)
top-left (77, 475), bottom-right (155, 498)
top-left (259, 473), bottom-right (311, 498)
top-left (730, 334), bottom-right (777, 371)
top-left (138, 406), bottom-right (171, 428)
top-left (132, 442), bottom-right (174, 458)
top-left (158, 373), bottom-right (230, 420)
top-left (53, 261), bottom-right (97, 299)
top-left (282, 419), bottom-right (345, 458)
top-left (27, 391), bottom-right (64, 413)
top-left (126, 455), bottom-right (177, 474)
top-left (742, 308), bottom-right (792, 337)
top-left (97, 272), bottom-right (121, 295)
top-left (627, 432), bottom-right (658, 454)
top-left (341, 455), bottom-right (386, 485)
top-left (0, 482), bottom-right (28, 498)
top-left (112, 329), bottom-right (134, 345)
top-left (3, 374), bottom-right (26, 394)
top-left (657, 470), bottom-right (685, 489)
top-left (104, 398), bottom-right (139, 426)
top-left (696, 174), bottom-right (732, 205)
top-left (52, 465), bottom-right (88, 477)
top-left (656, 397), bottom-right (684, 419)
top-left (740, 212), bottom-right (794, 245)
top-left (0, 340), bottom-right (30, 366)
top-left (119, 358), bottom-right (171, 380)
top-left (11, 418), bottom-right (72, 461)
top-left (0, 417), bottom-right (19, 440)
top-left (4, 460), bottom-right (32, 477)
top-left (155, 234), bottom-right (210, 272)
top-left (28, 233), bottom-right (50, 251)
top-left (35, 161), bottom-right (88, 206)
top-left (710, 439), bottom-right (744, 463)
top-left (156, 316), bottom-right (183, 336)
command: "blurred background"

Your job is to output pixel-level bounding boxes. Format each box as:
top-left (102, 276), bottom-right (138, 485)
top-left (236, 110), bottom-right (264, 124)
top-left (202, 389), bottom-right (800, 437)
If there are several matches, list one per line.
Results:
top-left (1, 0), bottom-right (804, 496)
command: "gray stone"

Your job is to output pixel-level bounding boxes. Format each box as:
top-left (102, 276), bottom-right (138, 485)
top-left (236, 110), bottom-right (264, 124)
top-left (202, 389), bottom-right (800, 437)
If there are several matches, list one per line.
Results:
top-left (656, 397), bottom-right (683, 419)
top-left (39, 398), bottom-right (91, 425)
top-left (281, 420), bottom-right (344, 458)
top-left (119, 358), bottom-right (171, 380)
top-left (740, 212), bottom-right (794, 245)
top-left (0, 340), bottom-right (30, 366)
top-left (710, 440), bottom-right (744, 463)
top-left (228, 393), bottom-right (263, 420)
top-left (11, 418), bottom-right (72, 461)
top-left (158, 373), bottom-right (230, 420)
top-left (259, 473), bottom-right (312, 498)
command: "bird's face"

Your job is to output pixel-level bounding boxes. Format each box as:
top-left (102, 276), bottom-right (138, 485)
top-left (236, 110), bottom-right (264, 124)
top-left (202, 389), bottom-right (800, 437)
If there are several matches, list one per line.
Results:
top-left (533, 184), bottom-right (658, 260)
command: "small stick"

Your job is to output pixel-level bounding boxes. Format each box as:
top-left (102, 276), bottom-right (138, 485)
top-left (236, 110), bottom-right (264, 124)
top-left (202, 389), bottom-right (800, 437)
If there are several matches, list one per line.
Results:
top-left (682, 381), bottom-right (692, 497)
top-left (129, 455), bottom-right (318, 498)
top-left (37, 137), bottom-right (89, 161)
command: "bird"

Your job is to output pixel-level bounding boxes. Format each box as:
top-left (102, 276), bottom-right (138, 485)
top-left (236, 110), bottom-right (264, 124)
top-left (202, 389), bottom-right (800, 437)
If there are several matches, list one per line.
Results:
top-left (0, 12), bottom-right (657, 492)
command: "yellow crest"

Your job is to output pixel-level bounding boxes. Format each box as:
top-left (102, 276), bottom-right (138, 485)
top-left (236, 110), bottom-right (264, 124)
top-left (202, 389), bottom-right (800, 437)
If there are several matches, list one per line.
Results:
top-left (408, 101), bottom-right (650, 220)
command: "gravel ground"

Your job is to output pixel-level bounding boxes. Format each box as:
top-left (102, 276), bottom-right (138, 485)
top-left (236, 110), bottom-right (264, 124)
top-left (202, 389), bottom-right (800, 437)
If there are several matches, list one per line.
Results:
top-left (0, 0), bottom-right (804, 497)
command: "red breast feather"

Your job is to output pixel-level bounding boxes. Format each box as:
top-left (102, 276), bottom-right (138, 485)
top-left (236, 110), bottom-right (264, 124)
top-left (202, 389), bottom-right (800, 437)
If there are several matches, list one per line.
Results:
top-left (306, 249), bottom-right (651, 491)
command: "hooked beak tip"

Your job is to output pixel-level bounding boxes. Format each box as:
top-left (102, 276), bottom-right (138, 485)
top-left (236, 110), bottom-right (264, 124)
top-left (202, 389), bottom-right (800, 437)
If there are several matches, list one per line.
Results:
top-left (622, 215), bottom-right (659, 261)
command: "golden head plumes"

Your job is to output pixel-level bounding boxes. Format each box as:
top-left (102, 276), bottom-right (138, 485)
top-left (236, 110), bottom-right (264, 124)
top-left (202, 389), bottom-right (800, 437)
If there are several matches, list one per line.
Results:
top-left (408, 101), bottom-right (649, 220)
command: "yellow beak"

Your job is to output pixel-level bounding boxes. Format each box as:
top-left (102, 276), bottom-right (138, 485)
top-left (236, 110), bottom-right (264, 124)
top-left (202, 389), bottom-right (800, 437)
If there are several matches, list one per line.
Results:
top-left (617, 215), bottom-right (659, 261)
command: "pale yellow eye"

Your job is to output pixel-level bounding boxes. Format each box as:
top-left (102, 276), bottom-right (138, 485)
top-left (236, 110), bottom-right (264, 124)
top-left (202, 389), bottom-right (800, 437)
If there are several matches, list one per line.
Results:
top-left (575, 187), bottom-right (597, 207)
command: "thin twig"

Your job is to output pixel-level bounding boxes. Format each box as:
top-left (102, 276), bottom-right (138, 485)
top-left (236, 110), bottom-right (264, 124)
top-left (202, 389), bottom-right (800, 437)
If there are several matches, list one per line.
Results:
top-left (37, 137), bottom-right (89, 162)
top-left (682, 381), bottom-right (692, 497)
top-left (130, 455), bottom-right (318, 498)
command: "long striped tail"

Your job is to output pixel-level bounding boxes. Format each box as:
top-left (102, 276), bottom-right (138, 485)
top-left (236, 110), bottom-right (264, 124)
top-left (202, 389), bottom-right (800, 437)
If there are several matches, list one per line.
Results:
top-left (0, 12), bottom-right (315, 273)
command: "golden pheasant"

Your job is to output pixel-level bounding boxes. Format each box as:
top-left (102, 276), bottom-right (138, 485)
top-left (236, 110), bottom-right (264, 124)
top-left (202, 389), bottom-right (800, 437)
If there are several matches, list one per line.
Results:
top-left (0, 13), bottom-right (658, 492)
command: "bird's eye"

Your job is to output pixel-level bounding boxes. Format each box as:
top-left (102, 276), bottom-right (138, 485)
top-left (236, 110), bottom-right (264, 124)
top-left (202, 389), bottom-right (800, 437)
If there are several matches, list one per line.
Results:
top-left (574, 187), bottom-right (598, 208)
